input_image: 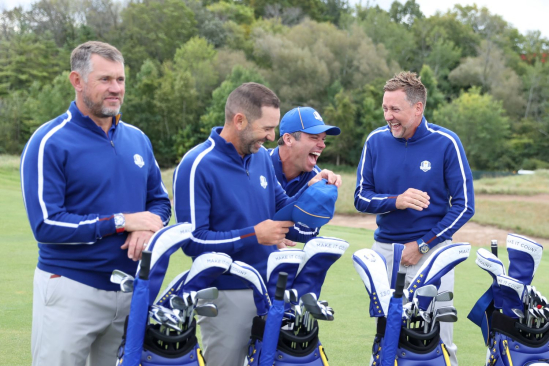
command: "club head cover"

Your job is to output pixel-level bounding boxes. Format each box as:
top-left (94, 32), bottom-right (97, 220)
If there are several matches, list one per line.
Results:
top-left (352, 248), bottom-right (391, 317)
top-left (142, 222), bottom-right (193, 304)
top-left (154, 270), bottom-right (190, 307)
top-left (476, 248), bottom-right (506, 309)
top-left (390, 243), bottom-right (405, 290)
top-left (507, 234), bottom-right (543, 286)
top-left (183, 252), bottom-right (232, 292)
top-left (497, 275), bottom-right (525, 318)
top-left (230, 261), bottom-right (271, 316)
top-left (266, 249), bottom-right (305, 302)
top-left (407, 243), bottom-right (471, 310)
top-left (292, 237), bottom-right (349, 299)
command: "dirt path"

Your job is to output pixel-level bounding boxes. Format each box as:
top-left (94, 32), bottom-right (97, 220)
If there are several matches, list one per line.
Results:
top-left (328, 194), bottom-right (549, 247)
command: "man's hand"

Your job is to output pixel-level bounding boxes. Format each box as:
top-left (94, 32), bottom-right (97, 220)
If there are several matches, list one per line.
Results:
top-left (277, 238), bottom-right (296, 249)
top-left (124, 212), bottom-right (163, 232)
top-left (254, 220), bottom-right (294, 246)
top-left (309, 169), bottom-right (342, 188)
top-left (396, 188), bottom-right (430, 211)
top-left (401, 240), bottom-right (423, 266)
top-left (121, 230), bottom-right (155, 261)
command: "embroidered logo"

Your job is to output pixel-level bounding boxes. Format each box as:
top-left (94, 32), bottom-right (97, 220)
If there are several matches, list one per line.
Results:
top-left (313, 111), bottom-right (323, 121)
top-left (420, 160), bottom-right (431, 172)
top-left (260, 175), bottom-right (268, 189)
top-left (134, 154), bottom-right (145, 168)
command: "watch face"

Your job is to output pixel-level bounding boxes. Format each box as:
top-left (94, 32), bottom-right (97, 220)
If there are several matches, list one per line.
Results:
top-left (419, 244), bottom-right (429, 254)
top-left (115, 215), bottom-right (124, 226)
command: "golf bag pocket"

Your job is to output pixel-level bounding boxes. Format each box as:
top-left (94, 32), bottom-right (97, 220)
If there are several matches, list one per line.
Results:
top-left (486, 312), bottom-right (549, 366)
top-left (246, 316), bottom-right (329, 366)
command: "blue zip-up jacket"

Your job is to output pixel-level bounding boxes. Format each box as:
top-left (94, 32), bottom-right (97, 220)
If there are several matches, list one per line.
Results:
top-left (173, 127), bottom-right (306, 290)
top-left (21, 102), bottom-right (171, 291)
top-left (268, 146), bottom-right (320, 241)
top-left (354, 118), bottom-right (475, 248)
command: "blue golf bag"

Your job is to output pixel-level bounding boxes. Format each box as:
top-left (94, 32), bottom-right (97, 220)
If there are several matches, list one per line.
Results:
top-left (246, 316), bottom-right (329, 366)
top-left (371, 316), bottom-right (451, 366)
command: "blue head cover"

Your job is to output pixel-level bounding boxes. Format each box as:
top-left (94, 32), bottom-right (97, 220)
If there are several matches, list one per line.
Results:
top-left (292, 237), bottom-right (349, 299)
top-left (475, 248), bottom-right (506, 309)
top-left (507, 233), bottom-right (543, 286)
top-left (154, 270), bottom-right (190, 307)
top-left (230, 261), bottom-right (271, 316)
top-left (407, 243), bottom-right (471, 310)
top-left (352, 248), bottom-right (391, 317)
top-left (143, 222), bottom-right (193, 305)
top-left (183, 252), bottom-right (232, 292)
top-left (497, 275), bottom-right (525, 318)
top-left (280, 106), bottom-right (341, 136)
top-left (266, 249), bottom-right (305, 302)
top-left (273, 179), bottom-right (337, 228)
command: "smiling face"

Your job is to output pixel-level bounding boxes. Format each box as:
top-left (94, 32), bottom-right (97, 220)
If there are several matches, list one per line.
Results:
top-left (78, 54), bottom-right (125, 121)
top-left (238, 106), bottom-right (280, 156)
top-left (288, 132), bottom-right (327, 173)
top-left (382, 89), bottom-right (423, 140)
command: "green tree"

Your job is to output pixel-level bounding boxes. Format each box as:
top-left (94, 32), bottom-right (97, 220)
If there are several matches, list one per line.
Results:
top-left (323, 90), bottom-right (358, 166)
top-left (419, 64), bottom-right (445, 121)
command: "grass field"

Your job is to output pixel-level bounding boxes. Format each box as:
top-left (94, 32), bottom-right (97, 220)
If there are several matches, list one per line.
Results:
top-left (3, 155), bottom-right (549, 365)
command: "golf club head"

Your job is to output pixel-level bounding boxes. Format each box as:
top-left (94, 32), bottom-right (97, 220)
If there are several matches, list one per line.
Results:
top-left (407, 243), bottom-right (471, 309)
top-left (497, 275), bottom-right (525, 318)
top-left (436, 291), bottom-right (454, 302)
top-left (507, 234), bottom-right (543, 286)
top-left (476, 248), bottom-right (507, 309)
top-left (436, 313), bottom-right (458, 323)
top-left (230, 260), bottom-right (271, 316)
top-left (352, 248), bottom-right (391, 317)
top-left (110, 270), bottom-right (133, 285)
top-left (194, 303), bottom-right (218, 317)
top-left (196, 287), bottom-right (219, 301)
top-left (120, 276), bottom-right (134, 293)
top-left (293, 237), bottom-right (349, 299)
top-left (266, 249), bottom-right (305, 301)
top-left (512, 308), bottom-right (525, 320)
top-left (169, 295), bottom-right (186, 311)
top-left (414, 284), bottom-right (438, 312)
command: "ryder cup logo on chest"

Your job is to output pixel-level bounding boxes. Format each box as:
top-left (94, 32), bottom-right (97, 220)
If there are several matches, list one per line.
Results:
top-left (134, 154), bottom-right (145, 168)
top-left (420, 160), bottom-right (431, 172)
top-left (260, 175), bottom-right (268, 189)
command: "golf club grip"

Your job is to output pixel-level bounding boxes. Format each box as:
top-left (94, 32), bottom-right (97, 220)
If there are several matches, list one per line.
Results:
top-left (139, 250), bottom-right (152, 280)
top-left (394, 271), bottom-right (406, 298)
top-left (274, 272), bottom-right (288, 301)
top-left (491, 240), bottom-right (498, 257)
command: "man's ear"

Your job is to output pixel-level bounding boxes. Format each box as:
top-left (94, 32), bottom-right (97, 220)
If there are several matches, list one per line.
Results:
top-left (284, 133), bottom-right (293, 146)
top-left (69, 71), bottom-right (84, 92)
top-left (233, 113), bottom-right (248, 131)
top-left (415, 101), bottom-right (424, 116)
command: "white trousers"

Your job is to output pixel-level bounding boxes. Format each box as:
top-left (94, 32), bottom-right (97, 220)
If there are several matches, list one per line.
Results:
top-left (31, 267), bottom-right (131, 366)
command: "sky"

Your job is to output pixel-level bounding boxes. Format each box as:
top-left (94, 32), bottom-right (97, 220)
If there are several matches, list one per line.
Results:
top-left (1, 0), bottom-right (548, 39)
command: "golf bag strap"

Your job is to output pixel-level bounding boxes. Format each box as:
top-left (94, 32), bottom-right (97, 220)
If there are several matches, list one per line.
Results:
top-left (492, 311), bottom-right (549, 348)
top-left (376, 316), bottom-right (387, 337)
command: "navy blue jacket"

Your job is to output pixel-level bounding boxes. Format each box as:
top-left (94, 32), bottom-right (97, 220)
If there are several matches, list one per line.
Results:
top-left (173, 127), bottom-right (305, 290)
top-left (21, 102), bottom-right (171, 290)
top-left (354, 118), bottom-right (475, 248)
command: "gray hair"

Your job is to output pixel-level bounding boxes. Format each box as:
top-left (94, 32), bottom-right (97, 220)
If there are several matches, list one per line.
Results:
top-left (70, 41), bottom-right (124, 81)
top-left (277, 131), bottom-right (301, 145)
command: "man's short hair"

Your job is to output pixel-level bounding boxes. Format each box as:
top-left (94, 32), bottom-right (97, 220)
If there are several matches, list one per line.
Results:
top-left (225, 82), bottom-right (280, 124)
top-left (277, 131), bottom-right (302, 146)
top-left (71, 41), bottom-right (124, 81)
top-left (384, 72), bottom-right (427, 109)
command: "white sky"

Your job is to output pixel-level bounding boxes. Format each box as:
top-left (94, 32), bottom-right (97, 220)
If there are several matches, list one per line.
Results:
top-left (1, 0), bottom-right (548, 39)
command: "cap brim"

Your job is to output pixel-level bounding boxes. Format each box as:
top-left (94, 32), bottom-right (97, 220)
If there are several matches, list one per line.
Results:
top-left (301, 125), bottom-right (341, 136)
top-left (273, 203), bottom-right (294, 221)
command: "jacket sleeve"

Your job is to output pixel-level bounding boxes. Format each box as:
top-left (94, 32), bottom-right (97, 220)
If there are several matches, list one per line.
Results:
top-left (174, 153), bottom-right (259, 257)
top-left (144, 138), bottom-right (172, 225)
top-left (420, 135), bottom-right (475, 248)
top-left (354, 138), bottom-right (399, 214)
top-left (21, 132), bottom-right (116, 244)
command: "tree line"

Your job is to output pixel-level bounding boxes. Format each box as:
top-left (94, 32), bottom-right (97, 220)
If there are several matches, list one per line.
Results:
top-left (1, 0), bottom-right (548, 170)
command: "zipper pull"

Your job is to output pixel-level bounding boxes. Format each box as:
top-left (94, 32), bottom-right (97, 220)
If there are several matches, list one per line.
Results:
top-left (246, 170), bottom-right (249, 176)
top-left (111, 140), bottom-right (115, 147)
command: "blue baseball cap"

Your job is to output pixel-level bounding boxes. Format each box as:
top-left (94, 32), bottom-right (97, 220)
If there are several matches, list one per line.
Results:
top-left (280, 107), bottom-right (341, 136)
top-left (273, 179), bottom-right (338, 228)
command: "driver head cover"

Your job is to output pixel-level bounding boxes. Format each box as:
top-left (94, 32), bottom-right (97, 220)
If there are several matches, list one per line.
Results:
top-left (292, 237), bottom-right (349, 299)
top-left (407, 243), bottom-right (471, 310)
top-left (266, 248), bottom-right (305, 302)
top-left (476, 248), bottom-right (506, 309)
top-left (230, 261), bottom-right (271, 316)
top-left (352, 248), bottom-right (391, 317)
top-left (497, 275), bottom-right (525, 318)
top-left (183, 252), bottom-right (232, 292)
top-left (507, 233), bottom-right (543, 286)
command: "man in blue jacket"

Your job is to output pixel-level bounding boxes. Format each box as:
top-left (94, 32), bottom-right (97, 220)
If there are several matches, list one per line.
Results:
top-left (268, 106), bottom-right (340, 244)
top-left (21, 41), bottom-right (171, 366)
top-left (173, 83), bottom-right (341, 366)
top-left (354, 72), bottom-right (474, 366)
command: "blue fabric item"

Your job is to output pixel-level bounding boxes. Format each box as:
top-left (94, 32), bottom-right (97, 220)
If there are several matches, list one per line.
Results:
top-left (488, 331), bottom-right (549, 366)
top-left (248, 340), bottom-right (327, 365)
top-left (381, 296), bottom-right (403, 366)
top-left (123, 276), bottom-right (149, 366)
top-left (352, 249), bottom-right (391, 317)
top-left (230, 261), bottom-right (271, 316)
top-left (467, 288), bottom-right (494, 345)
top-left (280, 107), bottom-right (340, 136)
top-left (139, 343), bottom-right (203, 365)
top-left (266, 249), bottom-right (304, 302)
top-left (260, 273), bottom-right (287, 366)
top-left (154, 271), bottom-right (190, 308)
top-left (497, 275), bottom-right (525, 318)
top-left (354, 117), bottom-right (475, 249)
top-left (475, 248), bottom-right (506, 309)
top-left (273, 179), bottom-right (337, 229)
top-left (173, 127), bottom-right (306, 291)
top-left (182, 252), bottom-right (232, 292)
top-left (507, 234), bottom-right (543, 286)
top-left (21, 101), bottom-right (171, 291)
top-left (390, 243), bottom-right (405, 289)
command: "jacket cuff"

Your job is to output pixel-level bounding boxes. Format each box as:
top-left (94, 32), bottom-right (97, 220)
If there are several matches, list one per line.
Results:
top-left (234, 226), bottom-right (257, 252)
top-left (422, 231), bottom-right (443, 249)
top-left (97, 214), bottom-right (117, 239)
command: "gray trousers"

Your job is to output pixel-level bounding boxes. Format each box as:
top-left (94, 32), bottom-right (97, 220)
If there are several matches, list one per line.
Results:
top-left (197, 289), bottom-right (257, 366)
top-left (31, 267), bottom-right (131, 366)
top-left (372, 240), bottom-right (458, 366)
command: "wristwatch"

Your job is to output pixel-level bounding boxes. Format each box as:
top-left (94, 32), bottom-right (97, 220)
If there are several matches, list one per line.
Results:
top-left (114, 213), bottom-right (125, 234)
top-left (417, 239), bottom-right (429, 254)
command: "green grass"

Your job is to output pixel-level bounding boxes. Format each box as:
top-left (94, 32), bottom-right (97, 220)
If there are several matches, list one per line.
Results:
top-left (3, 157), bottom-right (549, 365)
top-left (473, 170), bottom-right (549, 195)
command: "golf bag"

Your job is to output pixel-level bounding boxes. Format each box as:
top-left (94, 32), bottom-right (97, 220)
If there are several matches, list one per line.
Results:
top-left (371, 317), bottom-right (451, 366)
top-left (246, 316), bottom-right (329, 366)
